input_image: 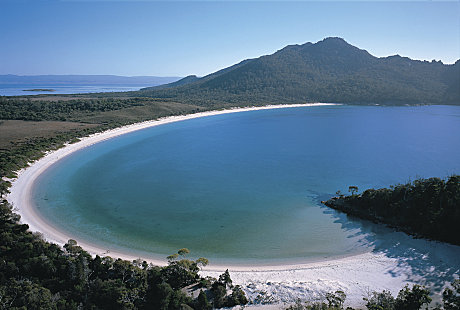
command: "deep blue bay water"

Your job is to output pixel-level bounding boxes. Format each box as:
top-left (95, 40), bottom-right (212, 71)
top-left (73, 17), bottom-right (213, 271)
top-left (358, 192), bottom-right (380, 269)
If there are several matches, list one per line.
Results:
top-left (32, 105), bottom-right (460, 265)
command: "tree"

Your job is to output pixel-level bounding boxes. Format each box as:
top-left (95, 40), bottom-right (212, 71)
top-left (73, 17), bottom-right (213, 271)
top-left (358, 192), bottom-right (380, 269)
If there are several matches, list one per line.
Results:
top-left (326, 290), bottom-right (346, 309)
top-left (64, 239), bottom-right (84, 256)
top-left (155, 282), bottom-right (174, 310)
top-left (211, 283), bottom-right (227, 309)
top-left (227, 285), bottom-right (249, 307)
top-left (443, 279), bottom-right (460, 310)
top-left (196, 257), bottom-right (209, 270)
top-left (348, 186), bottom-right (358, 196)
top-left (195, 290), bottom-right (212, 310)
top-left (167, 253), bottom-right (179, 262)
top-left (364, 290), bottom-right (395, 310)
top-left (87, 278), bottom-right (126, 310)
top-left (218, 269), bottom-right (233, 288)
top-left (0, 279), bottom-right (57, 310)
top-left (395, 285), bottom-right (431, 310)
top-left (161, 257), bottom-right (199, 290)
top-left (178, 248), bottom-right (190, 258)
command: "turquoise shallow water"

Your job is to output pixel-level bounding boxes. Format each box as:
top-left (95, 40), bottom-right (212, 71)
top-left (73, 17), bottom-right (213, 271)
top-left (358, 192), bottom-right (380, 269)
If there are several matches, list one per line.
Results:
top-left (32, 105), bottom-right (460, 264)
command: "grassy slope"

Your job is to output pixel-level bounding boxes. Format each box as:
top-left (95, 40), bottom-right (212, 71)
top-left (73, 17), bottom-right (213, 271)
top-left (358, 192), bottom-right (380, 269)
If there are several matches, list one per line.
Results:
top-left (0, 120), bottom-right (97, 150)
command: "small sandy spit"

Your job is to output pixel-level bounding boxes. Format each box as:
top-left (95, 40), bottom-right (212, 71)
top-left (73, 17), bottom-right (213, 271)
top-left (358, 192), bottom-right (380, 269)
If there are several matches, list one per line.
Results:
top-left (6, 103), bottom-right (460, 309)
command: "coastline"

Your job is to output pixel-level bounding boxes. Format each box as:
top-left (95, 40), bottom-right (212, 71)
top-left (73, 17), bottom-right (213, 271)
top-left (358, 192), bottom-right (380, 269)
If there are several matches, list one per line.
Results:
top-left (5, 102), bottom-right (460, 308)
top-left (7, 103), bottom-right (337, 267)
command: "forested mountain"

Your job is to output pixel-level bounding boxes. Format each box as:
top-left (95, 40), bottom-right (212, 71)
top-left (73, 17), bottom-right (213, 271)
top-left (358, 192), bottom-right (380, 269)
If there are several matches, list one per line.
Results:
top-left (137, 37), bottom-right (460, 106)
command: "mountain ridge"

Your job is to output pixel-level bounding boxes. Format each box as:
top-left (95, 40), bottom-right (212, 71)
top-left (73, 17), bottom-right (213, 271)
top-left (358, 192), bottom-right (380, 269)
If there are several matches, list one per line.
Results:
top-left (138, 37), bottom-right (459, 106)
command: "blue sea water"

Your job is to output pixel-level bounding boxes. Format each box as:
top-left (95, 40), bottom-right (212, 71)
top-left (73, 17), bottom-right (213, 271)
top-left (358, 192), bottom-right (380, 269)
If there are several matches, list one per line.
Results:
top-left (0, 84), bottom-right (148, 96)
top-left (32, 105), bottom-right (460, 264)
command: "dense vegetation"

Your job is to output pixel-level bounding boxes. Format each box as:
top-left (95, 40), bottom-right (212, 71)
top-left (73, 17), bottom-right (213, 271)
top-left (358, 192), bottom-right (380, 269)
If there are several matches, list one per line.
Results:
top-left (0, 97), bottom-right (203, 122)
top-left (323, 175), bottom-right (460, 245)
top-left (135, 37), bottom-right (460, 106)
top-left (0, 97), bottom-right (141, 121)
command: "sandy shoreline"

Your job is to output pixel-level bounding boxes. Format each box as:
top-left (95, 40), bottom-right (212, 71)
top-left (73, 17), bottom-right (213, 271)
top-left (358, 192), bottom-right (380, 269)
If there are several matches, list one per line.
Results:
top-left (6, 103), bottom-right (337, 267)
top-left (6, 102), bottom-right (460, 308)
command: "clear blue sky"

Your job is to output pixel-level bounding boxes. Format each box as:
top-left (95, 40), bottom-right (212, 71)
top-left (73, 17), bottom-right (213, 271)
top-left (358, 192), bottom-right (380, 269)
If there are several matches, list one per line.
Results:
top-left (1, 0), bottom-right (459, 77)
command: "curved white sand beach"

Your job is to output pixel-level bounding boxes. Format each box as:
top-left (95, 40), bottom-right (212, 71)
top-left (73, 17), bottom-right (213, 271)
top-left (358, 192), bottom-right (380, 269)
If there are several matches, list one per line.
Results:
top-left (6, 103), bottom-right (460, 308)
top-left (7, 103), bottom-right (336, 265)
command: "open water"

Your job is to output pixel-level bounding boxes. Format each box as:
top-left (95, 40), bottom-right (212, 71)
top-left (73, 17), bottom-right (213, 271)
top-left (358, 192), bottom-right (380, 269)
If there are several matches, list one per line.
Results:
top-left (0, 84), bottom-right (147, 96)
top-left (32, 105), bottom-right (460, 264)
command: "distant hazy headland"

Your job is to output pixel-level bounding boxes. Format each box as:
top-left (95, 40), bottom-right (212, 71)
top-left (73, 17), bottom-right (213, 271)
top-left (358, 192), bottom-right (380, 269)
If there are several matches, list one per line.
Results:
top-left (0, 74), bottom-right (181, 86)
top-left (0, 75), bottom-right (182, 96)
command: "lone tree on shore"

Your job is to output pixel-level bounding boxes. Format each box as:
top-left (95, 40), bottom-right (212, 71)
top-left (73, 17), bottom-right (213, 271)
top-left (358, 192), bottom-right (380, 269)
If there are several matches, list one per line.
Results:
top-left (178, 248), bottom-right (190, 258)
top-left (348, 185), bottom-right (358, 196)
top-left (196, 257), bottom-right (209, 270)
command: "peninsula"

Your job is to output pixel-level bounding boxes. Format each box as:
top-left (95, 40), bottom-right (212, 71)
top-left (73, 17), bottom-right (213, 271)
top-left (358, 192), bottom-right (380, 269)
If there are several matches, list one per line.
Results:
top-left (23, 88), bottom-right (55, 92)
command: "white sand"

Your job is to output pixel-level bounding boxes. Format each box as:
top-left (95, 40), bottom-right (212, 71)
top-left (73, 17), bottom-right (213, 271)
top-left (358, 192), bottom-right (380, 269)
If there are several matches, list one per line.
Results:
top-left (6, 103), bottom-right (460, 309)
top-left (203, 236), bottom-right (460, 308)
top-left (204, 252), bottom-right (404, 308)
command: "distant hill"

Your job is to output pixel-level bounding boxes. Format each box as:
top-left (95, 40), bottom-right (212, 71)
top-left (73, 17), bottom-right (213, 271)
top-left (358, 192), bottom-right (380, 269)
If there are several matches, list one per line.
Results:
top-left (154, 75), bottom-right (200, 89)
top-left (0, 75), bottom-right (181, 86)
top-left (137, 37), bottom-right (460, 106)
